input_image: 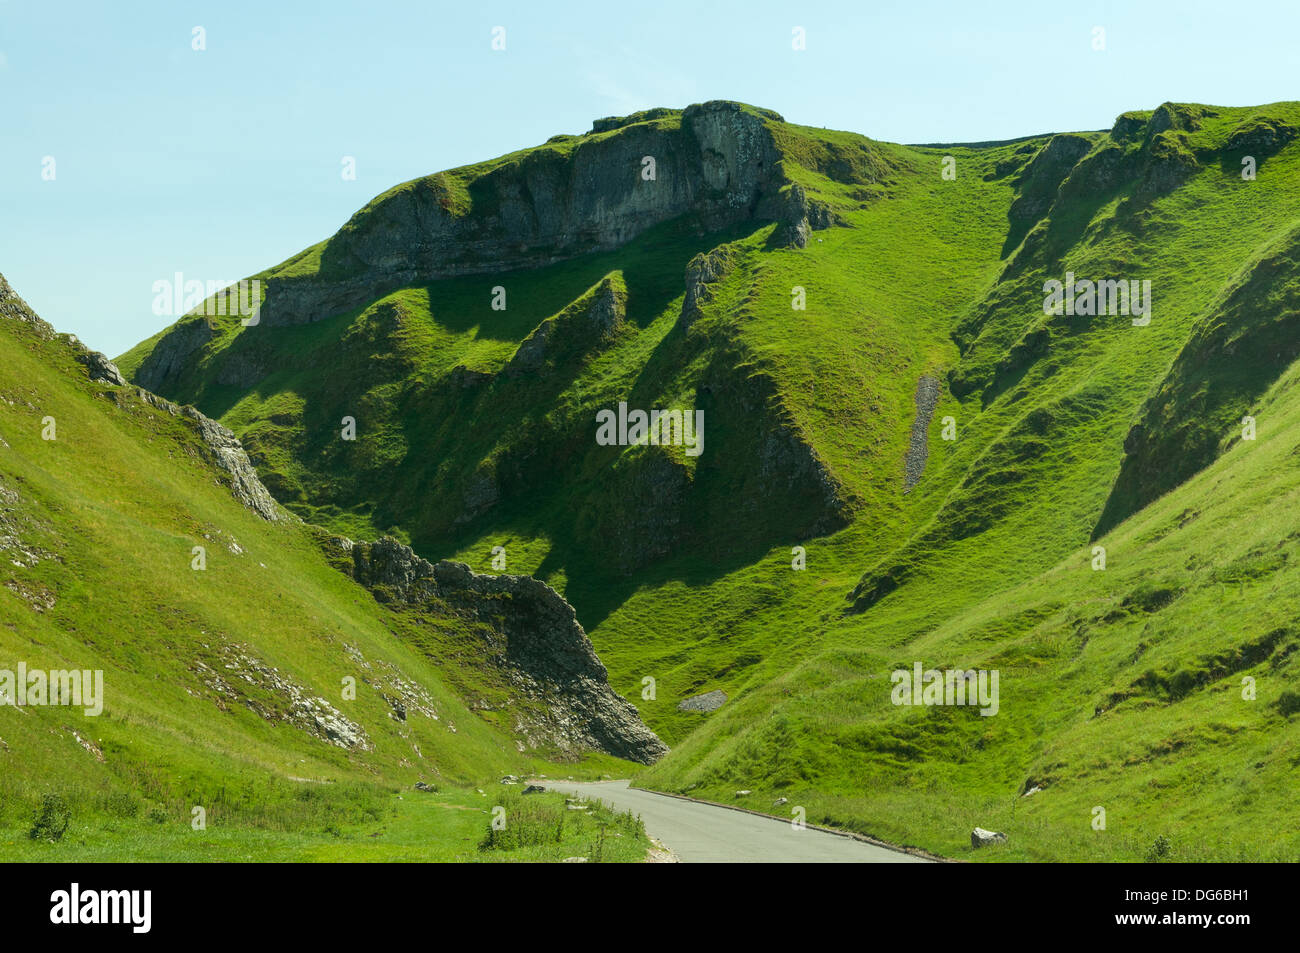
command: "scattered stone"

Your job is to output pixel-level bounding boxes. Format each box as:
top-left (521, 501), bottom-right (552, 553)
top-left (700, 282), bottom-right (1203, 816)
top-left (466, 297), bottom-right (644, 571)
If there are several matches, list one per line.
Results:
top-left (562, 856), bottom-right (589, 863)
top-left (413, 781), bottom-right (436, 792)
top-left (735, 790), bottom-right (751, 797)
top-left (522, 784), bottom-right (545, 795)
top-left (773, 797), bottom-right (788, 807)
top-left (971, 827), bottom-right (1008, 848)
top-left (678, 689), bottom-right (728, 713)
top-left (191, 643), bottom-right (369, 750)
top-left (904, 374), bottom-right (941, 492)
top-left (1022, 786), bottom-right (1042, 798)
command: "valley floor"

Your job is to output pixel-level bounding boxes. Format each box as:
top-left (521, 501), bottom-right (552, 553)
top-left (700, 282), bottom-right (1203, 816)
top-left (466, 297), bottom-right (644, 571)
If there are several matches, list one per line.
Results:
top-left (5, 786), bottom-right (649, 863)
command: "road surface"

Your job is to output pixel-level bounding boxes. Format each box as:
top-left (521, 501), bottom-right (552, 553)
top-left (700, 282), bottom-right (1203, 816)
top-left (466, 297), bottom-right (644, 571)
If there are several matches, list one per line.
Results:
top-left (541, 780), bottom-right (928, 863)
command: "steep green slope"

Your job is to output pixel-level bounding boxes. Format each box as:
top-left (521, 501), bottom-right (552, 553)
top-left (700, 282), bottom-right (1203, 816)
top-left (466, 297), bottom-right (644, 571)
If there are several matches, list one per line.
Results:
top-left (122, 99), bottom-right (1300, 861)
top-left (0, 277), bottom-right (650, 861)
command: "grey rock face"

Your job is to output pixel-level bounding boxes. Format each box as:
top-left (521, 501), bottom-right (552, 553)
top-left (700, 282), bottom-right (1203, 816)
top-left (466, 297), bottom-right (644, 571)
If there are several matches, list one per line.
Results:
top-left (135, 390), bottom-right (283, 522)
top-left (194, 642), bottom-right (369, 750)
top-left (506, 275), bottom-right (625, 377)
top-left (904, 374), bottom-right (941, 492)
top-left (678, 689), bottom-right (727, 713)
top-left (0, 272), bottom-right (279, 523)
top-left (133, 317), bottom-right (217, 393)
top-left (76, 349), bottom-right (128, 386)
top-left (971, 827), bottom-right (1008, 848)
top-left (1009, 134), bottom-right (1093, 222)
top-left (343, 536), bottom-right (668, 764)
top-left (56, 334), bottom-right (129, 386)
top-left (778, 183), bottom-right (837, 248)
top-left (680, 245), bottom-right (735, 329)
top-left (0, 273), bottom-right (56, 339)
top-left (252, 101), bottom-right (786, 331)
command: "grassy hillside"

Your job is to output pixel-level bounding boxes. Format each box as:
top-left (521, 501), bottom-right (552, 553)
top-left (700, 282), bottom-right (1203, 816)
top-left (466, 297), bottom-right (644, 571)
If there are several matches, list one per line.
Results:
top-left (121, 100), bottom-right (1300, 861)
top-left (0, 285), bottom-right (648, 861)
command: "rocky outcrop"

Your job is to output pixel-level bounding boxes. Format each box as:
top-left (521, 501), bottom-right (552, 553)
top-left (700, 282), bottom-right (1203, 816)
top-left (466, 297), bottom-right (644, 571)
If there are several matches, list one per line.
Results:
top-left (1008, 134), bottom-right (1093, 224)
top-left (778, 183), bottom-right (837, 248)
top-left (679, 245), bottom-right (736, 329)
top-left (338, 536), bottom-right (668, 764)
top-left (252, 101), bottom-right (786, 332)
top-left (0, 272), bottom-right (279, 523)
top-left (506, 275), bottom-right (626, 376)
top-left (76, 348), bottom-right (128, 386)
top-left (133, 390), bottom-right (283, 522)
top-left (133, 316), bottom-right (216, 393)
top-left (0, 273), bottom-right (56, 338)
top-left (971, 827), bottom-right (1007, 848)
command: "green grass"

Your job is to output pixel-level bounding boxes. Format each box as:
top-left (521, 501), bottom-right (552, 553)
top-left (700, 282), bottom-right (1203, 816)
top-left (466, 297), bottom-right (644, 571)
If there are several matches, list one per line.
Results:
top-left (0, 307), bottom-right (648, 861)
top-left (5, 785), bottom-right (648, 862)
top-left (115, 98), bottom-right (1300, 862)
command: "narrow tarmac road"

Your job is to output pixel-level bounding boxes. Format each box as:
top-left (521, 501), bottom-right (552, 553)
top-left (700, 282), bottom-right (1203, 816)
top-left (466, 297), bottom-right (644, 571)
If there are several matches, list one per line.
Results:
top-left (542, 780), bottom-right (929, 863)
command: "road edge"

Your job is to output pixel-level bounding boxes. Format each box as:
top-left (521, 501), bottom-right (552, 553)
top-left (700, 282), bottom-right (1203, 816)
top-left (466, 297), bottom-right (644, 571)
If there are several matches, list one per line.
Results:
top-left (627, 785), bottom-right (952, 862)
top-left (538, 778), bottom-right (952, 863)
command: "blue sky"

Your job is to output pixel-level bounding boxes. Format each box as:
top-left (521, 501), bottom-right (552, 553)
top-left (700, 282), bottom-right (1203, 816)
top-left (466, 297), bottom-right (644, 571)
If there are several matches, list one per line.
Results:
top-left (3, 0), bottom-right (1297, 356)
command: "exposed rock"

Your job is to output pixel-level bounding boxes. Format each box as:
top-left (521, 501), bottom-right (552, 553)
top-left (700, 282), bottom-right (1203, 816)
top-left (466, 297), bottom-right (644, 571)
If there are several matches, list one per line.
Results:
top-left (679, 245), bottom-right (736, 330)
top-left (0, 273), bottom-right (55, 337)
top-left (1, 272), bottom-right (279, 523)
top-left (449, 364), bottom-right (493, 389)
top-left (1110, 111), bottom-right (1149, 143)
top-left (904, 374), bottom-right (941, 492)
top-left (255, 102), bottom-right (785, 330)
top-left (777, 183), bottom-right (837, 248)
top-left (678, 689), bottom-right (728, 713)
top-left (971, 827), bottom-right (1007, 848)
top-left (134, 390), bottom-right (282, 522)
top-left (341, 536), bottom-right (668, 764)
top-left (1225, 117), bottom-right (1298, 155)
top-left (454, 469), bottom-right (500, 526)
top-left (133, 316), bottom-right (217, 393)
top-left (61, 337), bottom-right (129, 386)
top-left (506, 276), bottom-right (625, 376)
top-left (193, 642), bottom-right (370, 750)
top-left (214, 349), bottom-right (267, 388)
top-left (1008, 134), bottom-right (1093, 224)
top-left (585, 446), bottom-right (690, 574)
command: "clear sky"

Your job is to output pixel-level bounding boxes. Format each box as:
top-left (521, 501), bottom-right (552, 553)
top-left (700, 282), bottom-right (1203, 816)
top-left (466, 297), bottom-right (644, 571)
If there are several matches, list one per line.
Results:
top-left (3, 0), bottom-right (1297, 356)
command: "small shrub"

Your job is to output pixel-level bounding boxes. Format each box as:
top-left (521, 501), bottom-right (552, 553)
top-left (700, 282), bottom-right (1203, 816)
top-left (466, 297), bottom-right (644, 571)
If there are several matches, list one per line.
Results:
top-left (1278, 690), bottom-right (1300, 716)
top-left (100, 790), bottom-right (140, 818)
top-left (1145, 834), bottom-right (1172, 863)
top-left (29, 793), bottom-right (71, 842)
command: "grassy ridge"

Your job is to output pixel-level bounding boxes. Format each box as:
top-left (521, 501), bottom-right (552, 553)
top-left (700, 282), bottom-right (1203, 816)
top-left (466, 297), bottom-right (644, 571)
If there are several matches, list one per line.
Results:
top-left (118, 100), bottom-right (1300, 861)
top-left (0, 310), bottom-right (640, 860)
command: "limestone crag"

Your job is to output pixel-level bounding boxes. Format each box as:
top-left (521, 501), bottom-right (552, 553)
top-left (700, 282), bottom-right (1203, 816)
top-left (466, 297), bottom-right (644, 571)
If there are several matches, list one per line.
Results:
top-left (339, 536), bottom-right (668, 764)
